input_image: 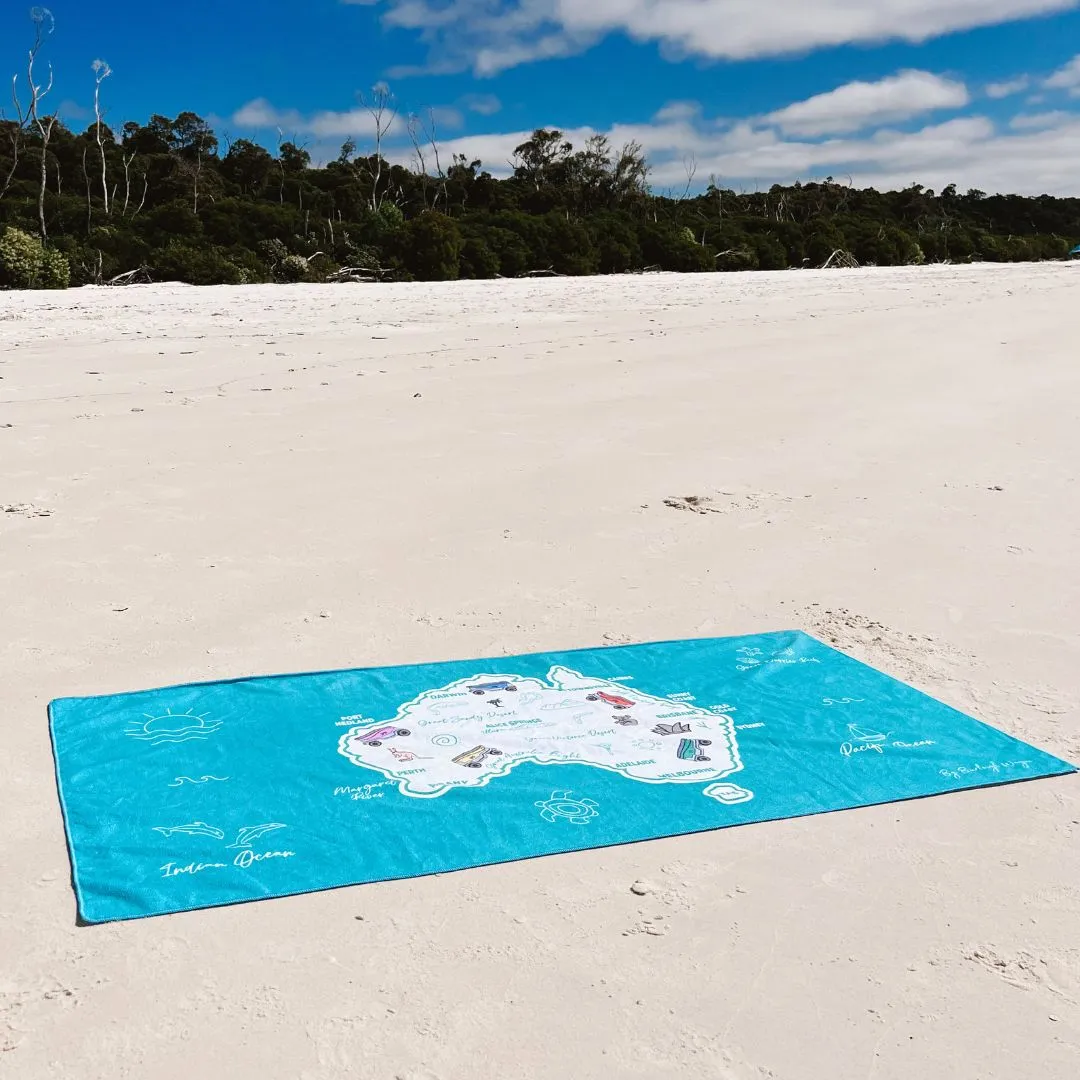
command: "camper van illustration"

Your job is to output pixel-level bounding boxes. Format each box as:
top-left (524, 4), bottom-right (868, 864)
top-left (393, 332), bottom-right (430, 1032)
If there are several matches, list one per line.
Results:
top-left (467, 681), bottom-right (518, 695)
top-left (586, 691), bottom-right (635, 710)
top-left (355, 725), bottom-right (412, 747)
top-left (677, 738), bottom-right (713, 762)
top-left (452, 745), bottom-right (504, 768)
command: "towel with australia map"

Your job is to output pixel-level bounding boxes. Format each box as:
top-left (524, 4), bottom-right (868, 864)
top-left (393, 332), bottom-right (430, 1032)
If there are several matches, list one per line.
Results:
top-left (49, 630), bottom-right (1074, 923)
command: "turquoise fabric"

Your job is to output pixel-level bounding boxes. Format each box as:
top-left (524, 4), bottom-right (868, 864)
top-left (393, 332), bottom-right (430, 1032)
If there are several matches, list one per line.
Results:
top-left (49, 630), bottom-right (1074, 923)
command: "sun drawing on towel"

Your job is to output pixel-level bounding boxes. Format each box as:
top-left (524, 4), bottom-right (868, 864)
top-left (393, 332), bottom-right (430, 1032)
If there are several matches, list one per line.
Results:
top-left (125, 708), bottom-right (223, 745)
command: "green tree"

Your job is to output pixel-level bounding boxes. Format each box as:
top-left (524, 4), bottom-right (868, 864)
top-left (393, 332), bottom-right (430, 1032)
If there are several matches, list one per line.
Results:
top-left (221, 139), bottom-right (275, 196)
top-left (459, 233), bottom-right (500, 279)
top-left (1, 52), bottom-right (1078, 292)
top-left (402, 211), bottom-right (462, 280)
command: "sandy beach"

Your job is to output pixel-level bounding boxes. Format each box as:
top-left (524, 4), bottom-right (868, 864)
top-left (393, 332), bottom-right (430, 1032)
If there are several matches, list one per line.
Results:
top-left (2, 263), bottom-right (1078, 1078)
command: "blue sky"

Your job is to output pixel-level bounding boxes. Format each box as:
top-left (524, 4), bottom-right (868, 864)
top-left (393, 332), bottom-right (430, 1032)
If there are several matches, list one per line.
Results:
top-left (4, 1), bottom-right (1080, 193)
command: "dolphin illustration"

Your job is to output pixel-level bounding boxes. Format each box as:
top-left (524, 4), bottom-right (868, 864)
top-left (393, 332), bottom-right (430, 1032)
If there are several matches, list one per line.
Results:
top-left (152, 821), bottom-right (226, 840)
top-left (848, 724), bottom-right (889, 744)
top-left (228, 823), bottom-right (287, 850)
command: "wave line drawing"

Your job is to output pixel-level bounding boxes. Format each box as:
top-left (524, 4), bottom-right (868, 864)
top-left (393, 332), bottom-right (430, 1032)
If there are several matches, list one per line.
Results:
top-left (167, 775), bottom-right (230, 787)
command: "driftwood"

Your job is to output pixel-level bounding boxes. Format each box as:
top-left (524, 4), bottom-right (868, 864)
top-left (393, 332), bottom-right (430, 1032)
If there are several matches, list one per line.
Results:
top-left (105, 266), bottom-right (152, 286)
top-left (519, 266), bottom-right (561, 277)
top-left (326, 265), bottom-right (394, 283)
top-left (819, 248), bottom-right (860, 270)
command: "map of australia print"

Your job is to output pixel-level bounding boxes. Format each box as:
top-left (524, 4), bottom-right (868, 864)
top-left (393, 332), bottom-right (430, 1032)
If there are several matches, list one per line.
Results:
top-left (337, 665), bottom-right (755, 804)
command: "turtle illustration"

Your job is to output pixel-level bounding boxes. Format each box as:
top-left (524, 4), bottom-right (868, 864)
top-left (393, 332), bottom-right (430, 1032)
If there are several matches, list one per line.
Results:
top-left (535, 790), bottom-right (600, 825)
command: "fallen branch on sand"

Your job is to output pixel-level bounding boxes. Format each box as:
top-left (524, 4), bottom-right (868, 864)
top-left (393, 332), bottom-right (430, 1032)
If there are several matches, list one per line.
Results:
top-left (819, 249), bottom-right (860, 270)
top-left (105, 266), bottom-right (152, 285)
top-left (326, 265), bottom-right (394, 283)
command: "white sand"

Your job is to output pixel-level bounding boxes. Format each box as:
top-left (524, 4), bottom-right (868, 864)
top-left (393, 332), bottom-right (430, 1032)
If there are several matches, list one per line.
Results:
top-left (2, 264), bottom-right (1078, 1078)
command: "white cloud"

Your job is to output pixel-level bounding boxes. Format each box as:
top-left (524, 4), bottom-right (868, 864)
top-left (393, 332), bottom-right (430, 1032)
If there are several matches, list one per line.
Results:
top-left (423, 107), bottom-right (1080, 196)
top-left (353, 0), bottom-right (1080, 76)
top-left (1044, 53), bottom-right (1080, 94)
top-left (57, 99), bottom-right (92, 122)
top-left (653, 100), bottom-right (703, 123)
top-left (236, 66), bottom-right (1080, 197)
top-left (1009, 109), bottom-right (1072, 128)
top-left (473, 32), bottom-right (586, 76)
top-left (985, 76), bottom-right (1031, 98)
top-left (430, 126), bottom-right (596, 171)
top-left (763, 71), bottom-right (969, 136)
top-left (636, 112), bottom-right (1080, 195)
top-left (233, 99), bottom-right (303, 131)
top-left (427, 105), bottom-right (465, 129)
top-left (232, 98), bottom-right (404, 139)
top-left (462, 93), bottom-right (502, 115)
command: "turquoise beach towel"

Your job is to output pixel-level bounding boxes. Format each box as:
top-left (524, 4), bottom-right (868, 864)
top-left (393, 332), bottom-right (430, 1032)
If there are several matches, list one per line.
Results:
top-left (49, 631), bottom-right (1074, 923)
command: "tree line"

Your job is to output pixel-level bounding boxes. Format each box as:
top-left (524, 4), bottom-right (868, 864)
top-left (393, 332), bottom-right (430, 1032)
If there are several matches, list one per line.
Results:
top-left (2, 9), bottom-right (1079, 289)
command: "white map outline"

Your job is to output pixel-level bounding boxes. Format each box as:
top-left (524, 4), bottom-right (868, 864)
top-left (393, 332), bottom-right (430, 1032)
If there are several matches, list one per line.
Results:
top-left (337, 665), bottom-right (752, 803)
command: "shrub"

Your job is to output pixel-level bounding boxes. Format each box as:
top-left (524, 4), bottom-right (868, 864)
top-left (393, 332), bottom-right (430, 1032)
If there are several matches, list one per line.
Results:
top-left (225, 247), bottom-right (270, 284)
top-left (277, 253), bottom-right (311, 283)
top-left (402, 212), bottom-right (462, 281)
top-left (256, 239), bottom-right (312, 282)
top-left (0, 227), bottom-right (71, 289)
top-left (459, 235), bottom-right (500, 279)
top-left (378, 202), bottom-right (405, 231)
top-left (545, 214), bottom-right (599, 275)
top-left (715, 247), bottom-right (758, 272)
top-left (0, 226), bottom-right (44, 288)
top-left (807, 225), bottom-right (846, 267)
top-left (752, 234), bottom-right (788, 271)
top-left (640, 224), bottom-right (714, 272)
top-left (152, 241), bottom-right (243, 285)
top-left (39, 248), bottom-right (72, 289)
top-left (482, 227), bottom-right (531, 277)
top-left (592, 215), bottom-right (642, 274)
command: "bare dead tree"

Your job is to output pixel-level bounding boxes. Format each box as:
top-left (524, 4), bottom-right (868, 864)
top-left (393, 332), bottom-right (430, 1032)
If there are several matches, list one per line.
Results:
top-left (15, 8), bottom-right (58, 241)
top-left (81, 144), bottom-right (92, 231)
top-left (192, 147), bottom-right (202, 214)
top-left (276, 127), bottom-right (285, 203)
top-left (121, 149), bottom-right (136, 215)
top-left (361, 82), bottom-right (396, 212)
top-left (422, 108), bottom-right (447, 209)
top-left (406, 113), bottom-right (430, 208)
top-left (133, 171), bottom-right (148, 217)
top-left (679, 153), bottom-right (697, 202)
top-left (1, 79), bottom-right (28, 202)
top-left (91, 59), bottom-right (111, 215)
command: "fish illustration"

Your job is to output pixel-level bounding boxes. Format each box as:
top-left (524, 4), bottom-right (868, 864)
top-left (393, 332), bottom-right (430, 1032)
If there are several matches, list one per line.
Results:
top-left (152, 821), bottom-right (226, 840)
top-left (228, 823), bottom-right (287, 850)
